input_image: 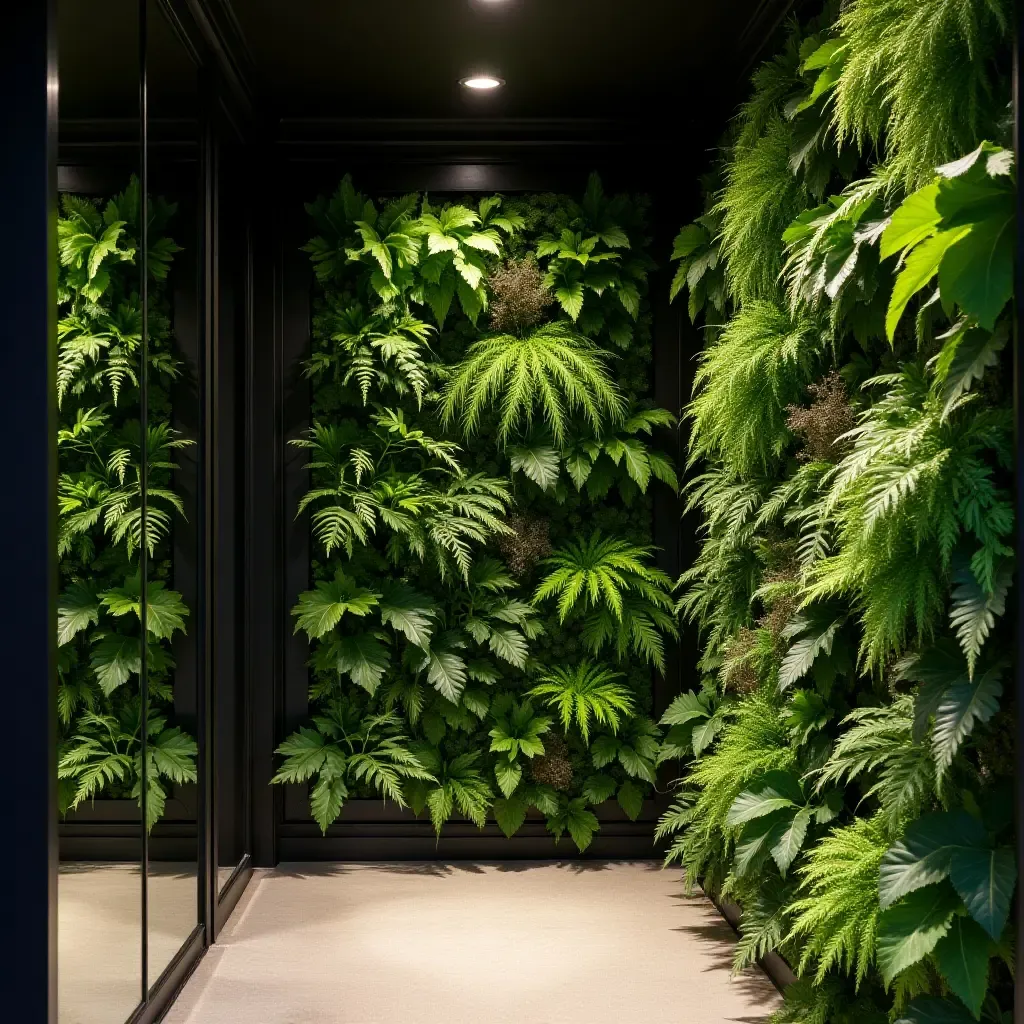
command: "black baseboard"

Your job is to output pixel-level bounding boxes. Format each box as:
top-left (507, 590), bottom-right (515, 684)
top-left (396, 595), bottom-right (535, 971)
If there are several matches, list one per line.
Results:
top-left (59, 797), bottom-right (199, 862)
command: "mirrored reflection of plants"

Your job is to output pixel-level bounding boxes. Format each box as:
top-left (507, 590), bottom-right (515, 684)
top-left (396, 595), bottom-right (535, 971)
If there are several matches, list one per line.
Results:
top-left (56, 179), bottom-right (197, 830)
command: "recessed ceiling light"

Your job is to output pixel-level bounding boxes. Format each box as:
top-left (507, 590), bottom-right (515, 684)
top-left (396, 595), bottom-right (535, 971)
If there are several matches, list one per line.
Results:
top-left (460, 75), bottom-right (504, 90)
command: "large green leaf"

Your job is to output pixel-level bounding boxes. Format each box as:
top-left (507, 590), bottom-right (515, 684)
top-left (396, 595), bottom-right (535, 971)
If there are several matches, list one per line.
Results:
top-left (935, 322), bottom-right (1008, 421)
top-left (58, 582), bottom-right (100, 646)
top-left (420, 649), bottom-right (468, 702)
top-left (948, 561), bottom-right (1011, 677)
top-left (734, 810), bottom-right (792, 877)
top-left (616, 779), bottom-right (644, 821)
top-left (726, 771), bottom-right (803, 826)
top-left (895, 996), bottom-right (979, 1024)
top-left (660, 691), bottom-right (710, 726)
top-left (581, 774), bottom-right (617, 805)
top-left (272, 727), bottom-right (328, 783)
top-left (509, 443), bottom-right (561, 491)
top-left (90, 633), bottom-right (141, 695)
top-left (949, 846), bottom-right (1016, 941)
top-left (938, 202), bottom-right (1014, 331)
top-left (101, 576), bottom-right (189, 640)
top-left (885, 229), bottom-right (966, 341)
top-left (880, 811), bottom-right (988, 909)
top-left (335, 632), bottom-right (390, 694)
top-left (494, 757), bottom-right (522, 799)
top-left (880, 182), bottom-right (941, 259)
top-left (932, 915), bottom-right (991, 1018)
top-left (310, 774), bottom-right (349, 833)
top-left (378, 582), bottom-right (434, 648)
top-left (876, 883), bottom-right (962, 983)
top-left (291, 571), bottom-right (380, 639)
top-left (778, 613), bottom-right (844, 691)
top-left (149, 728), bottom-right (198, 784)
top-left (932, 665), bottom-right (1003, 772)
top-left (771, 805), bottom-right (812, 877)
top-left (492, 794), bottom-right (528, 838)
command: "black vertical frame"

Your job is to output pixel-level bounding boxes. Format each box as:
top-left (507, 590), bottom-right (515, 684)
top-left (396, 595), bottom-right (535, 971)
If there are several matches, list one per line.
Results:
top-left (1013, 8), bottom-right (1023, 1024)
top-left (3, 3), bottom-right (58, 1022)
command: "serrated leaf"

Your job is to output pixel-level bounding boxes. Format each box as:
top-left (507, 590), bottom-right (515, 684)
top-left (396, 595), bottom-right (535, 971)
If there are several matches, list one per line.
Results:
top-left (948, 561), bottom-right (1011, 677)
top-left (379, 583), bottom-right (435, 648)
top-left (949, 845), bottom-right (1016, 941)
top-left (617, 745), bottom-right (656, 783)
top-left (933, 665), bottom-right (1003, 772)
top-left (590, 734), bottom-right (619, 768)
top-left (565, 802), bottom-right (599, 852)
top-left (509, 443), bottom-right (560, 491)
top-left (555, 281), bottom-right (585, 320)
top-left (291, 571), bottom-right (380, 639)
top-left (879, 811), bottom-right (989, 909)
top-left (691, 713), bottom-right (724, 755)
top-left (726, 771), bottom-right (803, 826)
top-left (734, 810), bottom-right (791, 877)
top-left (582, 773), bottom-right (617, 804)
top-left (335, 633), bottom-right (390, 694)
top-left (421, 649), bottom-right (468, 702)
top-left (495, 757), bottom-right (523, 798)
top-left (876, 883), bottom-right (961, 983)
top-left (778, 615), bottom-right (843, 690)
top-left (617, 779), bottom-right (644, 821)
top-left (660, 691), bottom-right (709, 727)
top-left (273, 728), bottom-right (327, 783)
top-left (310, 774), bottom-right (348, 833)
top-left (90, 634), bottom-right (141, 695)
top-left (886, 229), bottom-right (967, 341)
top-left (493, 794), bottom-right (528, 837)
top-left (771, 805), bottom-right (812, 877)
top-left (58, 582), bottom-right (100, 645)
top-left (932, 915), bottom-right (991, 1017)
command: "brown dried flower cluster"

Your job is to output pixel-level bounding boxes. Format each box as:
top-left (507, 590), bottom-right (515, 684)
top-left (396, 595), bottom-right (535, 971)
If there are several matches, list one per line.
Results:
top-left (488, 258), bottom-right (553, 335)
top-left (531, 733), bottom-right (574, 791)
top-left (786, 372), bottom-right (856, 462)
top-left (497, 515), bottom-right (553, 577)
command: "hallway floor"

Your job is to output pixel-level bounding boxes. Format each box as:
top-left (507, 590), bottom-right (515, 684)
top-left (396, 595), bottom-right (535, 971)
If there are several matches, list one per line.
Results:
top-left (165, 861), bottom-right (780, 1024)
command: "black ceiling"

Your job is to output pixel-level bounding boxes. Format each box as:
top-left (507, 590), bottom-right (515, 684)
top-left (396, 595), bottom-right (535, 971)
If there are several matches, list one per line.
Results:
top-left (231, 0), bottom-right (779, 121)
top-left (58, 0), bottom-right (788, 128)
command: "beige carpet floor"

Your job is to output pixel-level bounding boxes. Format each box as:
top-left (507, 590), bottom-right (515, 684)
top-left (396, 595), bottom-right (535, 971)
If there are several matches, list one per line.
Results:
top-left (166, 861), bottom-right (780, 1024)
top-left (59, 862), bottom-right (198, 1024)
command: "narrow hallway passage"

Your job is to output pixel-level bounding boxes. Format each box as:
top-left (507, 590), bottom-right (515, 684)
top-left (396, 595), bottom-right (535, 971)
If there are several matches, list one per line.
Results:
top-left (166, 862), bottom-right (780, 1024)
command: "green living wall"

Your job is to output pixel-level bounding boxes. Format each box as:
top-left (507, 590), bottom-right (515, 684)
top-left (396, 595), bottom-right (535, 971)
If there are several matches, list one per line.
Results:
top-left (54, 181), bottom-right (197, 828)
top-left (272, 176), bottom-right (680, 850)
top-left (662, 0), bottom-right (1016, 1022)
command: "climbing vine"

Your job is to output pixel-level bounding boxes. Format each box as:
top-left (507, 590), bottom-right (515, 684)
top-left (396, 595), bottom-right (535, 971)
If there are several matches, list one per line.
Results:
top-left (662, 1), bottom-right (1016, 1022)
top-left (273, 175), bottom-right (679, 851)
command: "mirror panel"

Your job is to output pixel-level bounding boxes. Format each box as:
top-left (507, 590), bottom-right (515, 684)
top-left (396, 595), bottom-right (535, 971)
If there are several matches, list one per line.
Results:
top-left (56, 2), bottom-right (144, 1021)
top-left (143, 0), bottom-right (203, 989)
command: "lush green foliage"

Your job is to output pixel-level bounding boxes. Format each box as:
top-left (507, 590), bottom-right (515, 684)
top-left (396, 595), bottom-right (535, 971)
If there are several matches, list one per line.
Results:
top-left (56, 180), bottom-right (196, 828)
top-left (665, 4), bottom-right (1015, 1021)
top-left (275, 175), bottom-right (678, 847)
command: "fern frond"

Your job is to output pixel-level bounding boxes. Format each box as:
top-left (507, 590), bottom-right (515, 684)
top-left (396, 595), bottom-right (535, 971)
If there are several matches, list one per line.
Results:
top-left (440, 321), bottom-right (626, 445)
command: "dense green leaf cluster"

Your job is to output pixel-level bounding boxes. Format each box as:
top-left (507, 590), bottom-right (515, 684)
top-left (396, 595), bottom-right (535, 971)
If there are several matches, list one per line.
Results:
top-left (56, 179), bottom-right (196, 829)
top-left (665, 4), bottom-right (1015, 1022)
top-left (275, 176), bottom-right (679, 846)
